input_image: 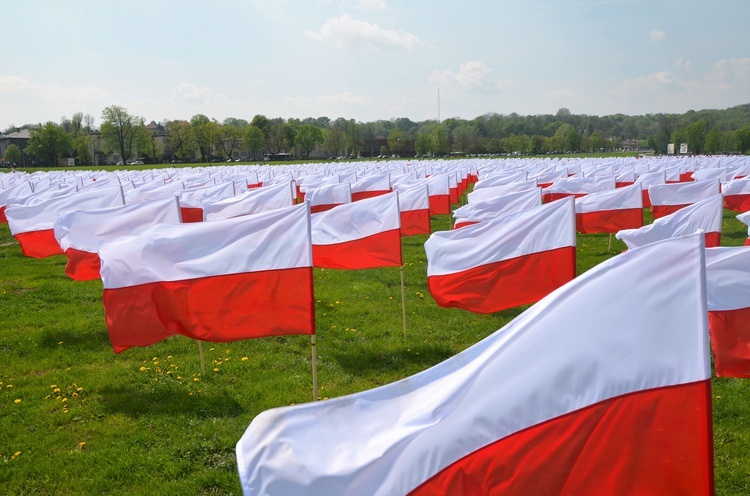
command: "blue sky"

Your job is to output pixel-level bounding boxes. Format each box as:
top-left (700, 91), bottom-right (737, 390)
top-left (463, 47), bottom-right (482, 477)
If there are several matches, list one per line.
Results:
top-left (1, 0), bottom-right (748, 130)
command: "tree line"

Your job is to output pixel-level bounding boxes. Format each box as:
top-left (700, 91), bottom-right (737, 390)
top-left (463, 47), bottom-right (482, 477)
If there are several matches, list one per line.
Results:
top-left (5, 103), bottom-right (750, 167)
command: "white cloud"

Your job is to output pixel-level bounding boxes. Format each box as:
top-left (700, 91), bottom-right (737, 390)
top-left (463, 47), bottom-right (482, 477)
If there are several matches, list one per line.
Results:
top-left (428, 61), bottom-right (511, 94)
top-left (168, 83), bottom-right (228, 106)
top-left (650, 29), bottom-right (666, 42)
top-left (304, 15), bottom-right (422, 49)
top-left (615, 71), bottom-right (676, 95)
top-left (0, 75), bottom-right (110, 105)
top-left (674, 57), bottom-right (693, 71)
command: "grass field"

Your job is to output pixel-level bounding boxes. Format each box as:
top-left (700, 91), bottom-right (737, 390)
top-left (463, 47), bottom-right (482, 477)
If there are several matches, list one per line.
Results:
top-left (1, 192), bottom-right (749, 494)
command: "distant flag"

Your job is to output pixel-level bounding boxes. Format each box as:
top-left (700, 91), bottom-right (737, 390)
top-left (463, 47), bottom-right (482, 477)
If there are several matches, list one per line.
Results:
top-left (452, 188), bottom-right (541, 229)
top-left (202, 182), bottom-right (295, 221)
top-left (311, 192), bottom-right (401, 270)
top-left (236, 234), bottom-right (712, 496)
top-left (395, 184), bottom-right (431, 236)
top-left (635, 170), bottom-right (666, 208)
top-left (467, 179), bottom-right (538, 204)
top-left (425, 198), bottom-right (576, 314)
top-left (541, 176), bottom-right (614, 203)
top-left (306, 183), bottom-right (352, 214)
top-left (706, 247), bottom-right (750, 377)
top-left (99, 204), bottom-right (314, 354)
top-left (424, 174), bottom-right (451, 215)
top-left (53, 197), bottom-right (181, 281)
top-left (574, 184), bottom-right (643, 234)
top-left (177, 181), bottom-right (237, 223)
top-left (616, 194), bottom-right (724, 249)
top-left (648, 179), bottom-right (720, 219)
top-left (350, 174), bottom-right (391, 202)
top-left (722, 179), bottom-right (750, 213)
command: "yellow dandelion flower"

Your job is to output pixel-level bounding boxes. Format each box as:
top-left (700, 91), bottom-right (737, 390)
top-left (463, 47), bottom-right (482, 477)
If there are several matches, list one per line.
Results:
top-left (58, 341), bottom-right (63, 345)
top-left (78, 442), bottom-right (86, 449)
top-left (193, 378), bottom-right (200, 382)
top-left (242, 357), bottom-right (249, 361)
top-left (213, 368), bottom-right (219, 372)
top-left (139, 366), bottom-right (146, 372)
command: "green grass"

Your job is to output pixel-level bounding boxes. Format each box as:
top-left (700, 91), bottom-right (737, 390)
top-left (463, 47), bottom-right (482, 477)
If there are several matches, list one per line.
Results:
top-left (1, 202), bottom-right (749, 494)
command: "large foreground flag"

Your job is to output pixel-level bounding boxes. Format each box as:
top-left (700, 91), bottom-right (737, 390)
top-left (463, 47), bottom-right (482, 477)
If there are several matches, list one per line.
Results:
top-left (425, 198), bottom-right (576, 314)
top-left (53, 197), bottom-right (182, 281)
top-left (648, 179), bottom-right (720, 219)
top-left (6, 187), bottom-right (124, 258)
top-left (616, 194), bottom-right (724, 249)
top-left (722, 178), bottom-right (750, 213)
top-left (99, 203), bottom-right (314, 354)
top-left (452, 188), bottom-right (541, 229)
top-left (311, 192), bottom-right (402, 269)
top-left (236, 234), bottom-right (712, 495)
top-left (0, 180), bottom-right (33, 223)
top-left (706, 247), bottom-right (750, 377)
top-left (574, 184), bottom-right (643, 234)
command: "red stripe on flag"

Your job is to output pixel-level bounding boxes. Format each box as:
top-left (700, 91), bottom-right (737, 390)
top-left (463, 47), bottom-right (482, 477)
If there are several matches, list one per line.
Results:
top-left (429, 195), bottom-right (451, 215)
top-left (543, 192), bottom-right (585, 203)
top-left (0, 205), bottom-right (7, 224)
top-left (705, 232), bottom-right (721, 248)
top-left (64, 248), bottom-right (101, 281)
top-left (427, 246), bottom-right (575, 314)
top-left (310, 203), bottom-right (340, 214)
top-left (409, 380), bottom-right (713, 496)
top-left (615, 181), bottom-right (635, 188)
top-left (642, 190), bottom-right (652, 208)
top-left (13, 229), bottom-right (63, 258)
top-left (449, 188), bottom-right (459, 205)
top-left (453, 220), bottom-right (478, 230)
top-left (651, 204), bottom-right (688, 219)
top-left (724, 194), bottom-right (750, 213)
top-left (103, 267), bottom-right (315, 354)
top-left (709, 307), bottom-right (750, 378)
top-left (680, 172), bottom-right (695, 182)
top-left (180, 207), bottom-right (204, 223)
top-left (575, 208), bottom-right (643, 234)
top-left (351, 190), bottom-right (389, 202)
top-left (745, 238), bottom-right (750, 246)
top-left (312, 229), bottom-right (402, 270)
top-left (400, 209), bottom-right (431, 236)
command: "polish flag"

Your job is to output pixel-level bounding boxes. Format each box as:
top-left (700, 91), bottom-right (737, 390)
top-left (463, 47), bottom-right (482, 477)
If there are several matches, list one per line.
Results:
top-left (635, 170), bottom-right (666, 208)
top-left (203, 183), bottom-right (295, 221)
top-left (298, 175), bottom-right (340, 202)
top-left (693, 168), bottom-right (726, 183)
top-left (306, 183), bottom-right (352, 214)
top-left (53, 197), bottom-right (182, 281)
top-left (311, 192), bottom-right (401, 269)
top-left (648, 179), bottom-right (720, 219)
top-left (0, 180), bottom-right (33, 223)
top-left (738, 211), bottom-right (750, 245)
top-left (395, 184), bottom-right (430, 236)
top-left (530, 169), bottom-right (567, 188)
top-left (615, 167), bottom-right (635, 188)
top-left (424, 174), bottom-right (451, 215)
top-left (351, 174), bottom-right (391, 202)
top-left (473, 170), bottom-right (527, 190)
top-left (177, 181), bottom-right (237, 223)
top-left (7, 183), bottom-right (78, 208)
top-left (453, 188), bottom-right (541, 229)
top-left (722, 179), bottom-right (750, 213)
top-left (574, 184), bottom-right (643, 234)
top-left (541, 176), bottom-right (614, 203)
top-left (6, 187), bottom-right (124, 259)
top-left (616, 194), bottom-right (724, 249)
top-left (237, 234), bottom-right (712, 496)
top-left (124, 179), bottom-right (184, 204)
top-left (425, 198), bottom-right (576, 314)
top-left (99, 203), bottom-right (314, 354)
top-left (706, 247), bottom-right (750, 378)
top-left (467, 179), bottom-right (538, 204)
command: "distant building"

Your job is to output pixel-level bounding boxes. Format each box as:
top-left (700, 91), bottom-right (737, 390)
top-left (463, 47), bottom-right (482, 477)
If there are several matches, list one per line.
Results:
top-left (0, 129), bottom-right (32, 166)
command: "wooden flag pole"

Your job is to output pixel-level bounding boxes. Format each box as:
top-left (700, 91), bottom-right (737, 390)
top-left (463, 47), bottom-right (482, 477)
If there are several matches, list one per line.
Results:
top-left (197, 341), bottom-right (206, 375)
top-left (400, 265), bottom-right (407, 339)
top-left (311, 335), bottom-right (318, 401)
top-left (608, 233), bottom-right (613, 252)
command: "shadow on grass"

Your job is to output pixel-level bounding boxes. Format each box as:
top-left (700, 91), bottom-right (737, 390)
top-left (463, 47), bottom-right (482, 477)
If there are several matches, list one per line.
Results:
top-left (98, 385), bottom-right (245, 418)
top-left (38, 328), bottom-right (112, 352)
top-left (332, 343), bottom-right (455, 377)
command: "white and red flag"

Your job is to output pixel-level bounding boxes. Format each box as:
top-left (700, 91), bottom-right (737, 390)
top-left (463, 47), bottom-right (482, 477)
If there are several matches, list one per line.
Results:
top-left (574, 184), bottom-right (643, 234)
top-left (467, 179), bottom-right (538, 204)
top-left (541, 176), bottom-right (614, 203)
top-left (0, 180), bottom-right (33, 223)
top-left (635, 170), bottom-right (665, 207)
top-left (350, 174), bottom-right (391, 202)
top-left (6, 187), bottom-right (124, 259)
top-left (424, 174), bottom-right (451, 215)
top-left (722, 178), bottom-right (750, 213)
top-left (53, 197), bottom-right (181, 281)
top-left (177, 181), bottom-right (237, 223)
top-left (395, 184), bottom-right (430, 236)
top-left (311, 192), bottom-right (401, 269)
top-left (425, 198), bottom-right (576, 313)
top-left (472, 170), bottom-right (527, 190)
top-left (616, 194), bottom-right (724, 249)
top-left (236, 234), bottom-right (712, 496)
top-left (452, 188), bottom-right (541, 229)
top-left (738, 211), bottom-right (750, 245)
top-left (202, 182), bottom-right (295, 221)
top-left (706, 246), bottom-right (750, 378)
top-left (99, 203), bottom-right (314, 354)
top-left (648, 179), bottom-right (720, 219)
top-left (306, 183), bottom-right (352, 214)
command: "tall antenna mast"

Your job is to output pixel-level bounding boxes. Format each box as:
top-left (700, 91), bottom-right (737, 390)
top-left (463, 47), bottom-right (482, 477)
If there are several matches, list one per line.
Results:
top-left (437, 88), bottom-right (441, 124)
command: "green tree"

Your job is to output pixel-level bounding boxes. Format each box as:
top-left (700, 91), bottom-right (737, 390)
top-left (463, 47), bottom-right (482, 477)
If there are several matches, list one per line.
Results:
top-left (25, 122), bottom-right (72, 166)
top-left (529, 135), bottom-right (545, 155)
top-left (735, 127), bottom-right (750, 154)
top-left (100, 105), bottom-right (147, 164)
top-left (295, 124), bottom-right (324, 160)
top-left (346, 120), bottom-right (363, 156)
top-left (388, 127), bottom-right (404, 156)
top-left (452, 123), bottom-right (478, 154)
top-left (190, 114), bottom-right (221, 162)
top-left (4, 143), bottom-right (21, 165)
top-left (267, 121), bottom-right (289, 155)
top-left (168, 120), bottom-right (196, 162)
top-left (72, 135), bottom-right (93, 165)
top-left (243, 125), bottom-right (265, 160)
top-left (704, 128), bottom-right (722, 155)
top-left (431, 125), bottom-right (449, 156)
top-left (589, 132), bottom-right (605, 152)
top-left (414, 132), bottom-right (432, 156)
top-left (685, 119), bottom-right (708, 154)
top-left (323, 127), bottom-right (347, 158)
top-left (219, 124), bottom-right (243, 160)
top-left (566, 128), bottom-right (582, 153)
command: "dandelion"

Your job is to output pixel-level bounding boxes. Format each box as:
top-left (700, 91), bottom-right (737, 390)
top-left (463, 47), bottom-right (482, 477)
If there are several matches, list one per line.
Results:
top-left (14, 399), bottom-right (21, 404)
top-left (77, 442), bottom-right (86, 450)
top-left (213, 368), bottom-right (219, 372)
top-left (58, 341), bottom-right (63, 346)
top-left (6, 384), bottom-right (12, 389)
top-left (335, 301), bottom-right (340, 304)
top-left (139, 366), bottom-right (146, 372)
top-left (193, 378), bottom-right (200, 382)
top-left (242, 357), bottom-right (249, 361)
top-left (11, 452), bottom-right (21, 460)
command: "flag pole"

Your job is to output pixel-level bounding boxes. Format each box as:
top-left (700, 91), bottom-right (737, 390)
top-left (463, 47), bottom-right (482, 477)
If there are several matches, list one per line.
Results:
top-left (400, 265), bottom-right (407, 339)
top-left (608, 233), bottom-right (613, 252)
top-left (311, 335), bottom-right (318, 401)
top-left (197, 341), bottom-right (206, 375)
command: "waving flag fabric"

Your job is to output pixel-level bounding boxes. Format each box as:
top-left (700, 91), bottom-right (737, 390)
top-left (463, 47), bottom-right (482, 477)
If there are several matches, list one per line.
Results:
top-left (424, 174), bottom-right (451, 215)
top-left (351, 174), bottom-right (391, 201)
top-left (467, 179), bottom-right (538, 204)
top-left (738, 211), bottom-right (750, 245)
top-left (99, 203), bottom-right (314, 354)
top-left (53, 197), bottom-right (181, 281)
top-left (306, 183), bottom-right (351, 214)
top-left (635, 170), bottom-right (665, 207)
top-left (202, 183), bottom-right (295, 221)
top-left (472, 170), bottom-right (527, 190)
top-left (706, 247), bottom-right (750, 377)
top-left (0, 180), bottom-right (33, 223)
top-left (616, 194), bottom-right (724, 249)
top-left (176, 181), bottom-right (236, 223)
top-left (237, 234), bottom-right (712, 496)
top-left (6, 187), bottom-right (124, 258)
top-left (541, 176), bottom-right (615, 203)
top-left (395, 184), bottom-right (430, 236)
top-left (574, 184), bottom-right (643, 234)
top-left (453, 188), bottom-right (541, 229)
top-left (425, 198), bottom-right (576, 314)
top-left (648, 179), bottom-right (720, 218)
top-left (722, 179), bottom-right (750, 213)
top-left (311, 192), bottom-right (401, 269)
